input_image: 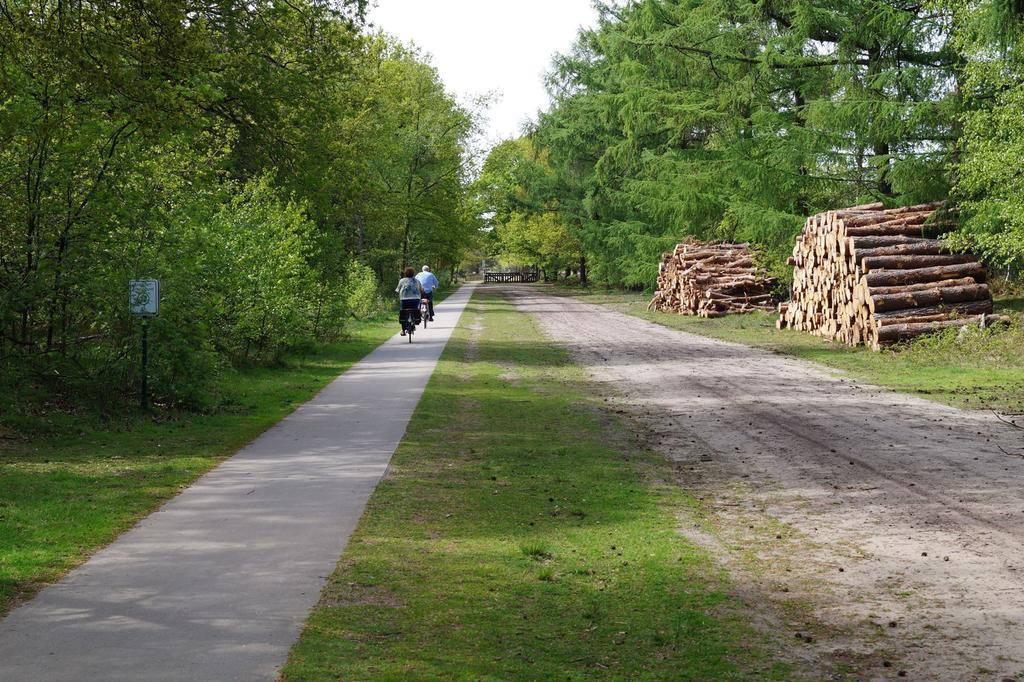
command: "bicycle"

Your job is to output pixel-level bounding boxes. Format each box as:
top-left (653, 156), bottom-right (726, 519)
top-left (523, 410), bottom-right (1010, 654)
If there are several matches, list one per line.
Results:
top-left (420, 297), bottom-right (431, 329)
top-left (400, 307), bottom-right (417, 343)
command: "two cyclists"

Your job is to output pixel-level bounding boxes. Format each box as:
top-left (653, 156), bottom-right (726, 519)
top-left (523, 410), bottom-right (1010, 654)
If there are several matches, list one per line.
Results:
top-left (396, 265), bottom-right (439, 339)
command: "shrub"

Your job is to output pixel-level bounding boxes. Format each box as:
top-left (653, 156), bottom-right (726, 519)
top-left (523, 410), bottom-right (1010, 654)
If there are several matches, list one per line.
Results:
top-left (346, 262), bottom-right (389, 320)
top-left (899, 315), bottom-right (1024, 368)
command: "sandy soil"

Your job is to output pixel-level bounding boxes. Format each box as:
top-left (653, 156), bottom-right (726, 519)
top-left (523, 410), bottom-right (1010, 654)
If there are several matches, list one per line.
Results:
top-left (506, 286), bottom-right (1024, 681)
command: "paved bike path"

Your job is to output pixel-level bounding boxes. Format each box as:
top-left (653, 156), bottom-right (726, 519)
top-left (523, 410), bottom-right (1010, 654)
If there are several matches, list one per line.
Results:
top-left (0, 284), bottom-right (476, 681)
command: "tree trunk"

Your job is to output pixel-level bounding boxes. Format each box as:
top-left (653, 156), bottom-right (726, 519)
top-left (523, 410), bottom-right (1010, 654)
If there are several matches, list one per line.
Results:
top-left (874, 315), bottom-right (1008, 349)
top-left (868, 283), bottom-right (991, 313)
top-left (872, 299), bottom-right (993, 322)
top-left (355, 212), bottom-right (366, 257)
top-left (860, 254), bottom-right (976, 272)
top-left (864, 263), bottom-right (986, 288)
top-left (850, 241), bottom-right (944, 261)
top-left (867, 43), bottom-right (893, 196)
top-left (864, 277), bottom-right (977, 297)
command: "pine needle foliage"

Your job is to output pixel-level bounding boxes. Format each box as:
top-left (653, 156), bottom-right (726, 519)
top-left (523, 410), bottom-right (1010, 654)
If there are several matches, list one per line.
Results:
top-left (487, 0), bottom-right (963, 287)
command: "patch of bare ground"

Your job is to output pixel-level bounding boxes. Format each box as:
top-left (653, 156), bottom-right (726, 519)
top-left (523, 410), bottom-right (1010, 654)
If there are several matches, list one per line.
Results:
top-left (507, 285), bottom-right (1024, 682)
top-left (461, 314), bottom-right (484, 364)
top-left (496, 360), bottom-right (521, 385)
top-left (320, 583), bottom-right (406, 609)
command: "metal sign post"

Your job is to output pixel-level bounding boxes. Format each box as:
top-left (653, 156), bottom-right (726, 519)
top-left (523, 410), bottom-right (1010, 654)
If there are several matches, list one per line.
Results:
top-left (140, 318), bottom-right (150, 410)
top-left (129, 280), bottom-right (160, 410)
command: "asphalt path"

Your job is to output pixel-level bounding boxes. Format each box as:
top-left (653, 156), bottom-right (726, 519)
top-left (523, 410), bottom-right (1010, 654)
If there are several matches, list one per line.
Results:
top-left (0, 284), bottom-right (475, 681)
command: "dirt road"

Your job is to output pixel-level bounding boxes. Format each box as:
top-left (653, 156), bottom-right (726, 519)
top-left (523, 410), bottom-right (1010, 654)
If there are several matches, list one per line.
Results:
top-left (508, 286), bottom-right (1024, 680)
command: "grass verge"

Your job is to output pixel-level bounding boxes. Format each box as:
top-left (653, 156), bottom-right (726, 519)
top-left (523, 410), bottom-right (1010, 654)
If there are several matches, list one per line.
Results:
top-left (0, 316), bottom-right (401, 615)
top-left (283, 290), bottom-right (789, 680)
top-left (549, 285), bottom-right (1024, 413)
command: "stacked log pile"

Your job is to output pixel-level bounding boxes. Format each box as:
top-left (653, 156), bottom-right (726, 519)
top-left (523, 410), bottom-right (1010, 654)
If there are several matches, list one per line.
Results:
top-left (649, 240), bottom-right (776, 318)
top-left (778, 202), bottom-right (1003, 350)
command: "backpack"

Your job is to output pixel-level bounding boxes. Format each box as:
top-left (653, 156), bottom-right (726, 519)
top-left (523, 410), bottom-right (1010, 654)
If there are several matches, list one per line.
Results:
top-left (398, 278), bottom-right (420, 299)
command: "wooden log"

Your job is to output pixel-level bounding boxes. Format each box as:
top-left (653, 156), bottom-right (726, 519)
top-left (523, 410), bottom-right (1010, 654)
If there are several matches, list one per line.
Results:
top-left (884, 201), bottom-right (946, 214)
top-left (873, 315), bottom-right (1009, 349)
top-left (780, 200), bottom-right (992, 350)
top-left (860, 254), bottom-right (976, 272)
top-left (678, 242), bottom-right (749, 250)
top-left (653, 240), bottom-right (775, 317)
top-left (705, 292), bottom-right (773, 302)
top-left (678, 256), bottom-right (753, 267)
top-left (847, 235), bottom-right (935, 250)
top-left (846, 221), bottom-right (957, 238)
top-left (681, 266), bottom-right (756, 277)
top-left (863, 263), bottom-right (987, 288)
top-left (864, 277), bottom-right (979, 297)
top-left (868, 284), bottom-right (991, 313)
top-left (840, 211), bottom-right (933, 229)
top-left (872, 299), bottom-right (994, 323)
top-left (690, 275), bottom-right (762, 285)
top-left (844, 222), bottom-right (930, 238)
top-left (851, 241), bottom-right (944, 261)
top-left (845, 202), bottom-right (945, 221)
top-left (835, 202), bottom-right (886, 213)
top-left (876, 311), bottom-right (981, 326)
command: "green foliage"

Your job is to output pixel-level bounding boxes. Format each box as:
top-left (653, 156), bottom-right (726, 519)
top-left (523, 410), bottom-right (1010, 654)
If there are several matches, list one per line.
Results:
top-left (0, 2), bottom-right (480, 411)
top-left (983, 0), bottom-right (1024, 43)
top-left (203, 179), bottom-right (324, 363)
top-left (941, 0), bottom-right (1024, 273)
top-left (949, 83), bottom-right (1024, 270)
top-left (339, 37), bottom-right (484, 281)
top-left (345, 262), bottom-right (388, 320)
top-left (476, 138), bottom-right (582, 279)
top-left (485, 0), bottom-right (960, 287)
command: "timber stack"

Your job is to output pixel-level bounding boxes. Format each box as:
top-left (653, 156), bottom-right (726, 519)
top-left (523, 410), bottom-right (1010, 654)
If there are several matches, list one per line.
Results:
top-left (649, 240), bottom-right (776, 318)
top-left (778, 202), bottom-right (1003, 350)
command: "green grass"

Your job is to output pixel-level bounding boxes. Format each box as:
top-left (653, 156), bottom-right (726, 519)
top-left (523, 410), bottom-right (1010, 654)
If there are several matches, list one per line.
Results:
top-left (550, 285), bottom-right (1024, 413)
top-left (283, 290), bottom-right (789, 681)
top-left (997, 296), bottom-right (1024, 314)
top-left (0, 317), bottom-right (401, 615)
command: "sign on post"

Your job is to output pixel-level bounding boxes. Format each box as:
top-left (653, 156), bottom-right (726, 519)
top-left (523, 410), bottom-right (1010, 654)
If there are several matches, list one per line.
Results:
top-left (129, 279), bottom-right (160, 410)
top-left (129, 279), bottom-right (160, 316)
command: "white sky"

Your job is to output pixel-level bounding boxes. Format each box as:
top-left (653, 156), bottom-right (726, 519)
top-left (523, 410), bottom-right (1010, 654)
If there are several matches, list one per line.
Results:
top-left (368, 0), bottom-right (598, 144)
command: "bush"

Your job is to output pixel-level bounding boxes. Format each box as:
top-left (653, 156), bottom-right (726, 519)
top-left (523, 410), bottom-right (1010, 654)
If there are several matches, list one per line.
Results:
top-left (1, 172), bottom-right (350, 412)
top-left (201, 179), bottom-right (320, 363)
top-left (346, 262), bottom-right (389, 320)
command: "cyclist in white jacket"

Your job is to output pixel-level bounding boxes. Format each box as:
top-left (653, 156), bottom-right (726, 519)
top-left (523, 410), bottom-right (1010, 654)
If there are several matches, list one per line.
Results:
top-left (396, 266), bottom-right (424, 336)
